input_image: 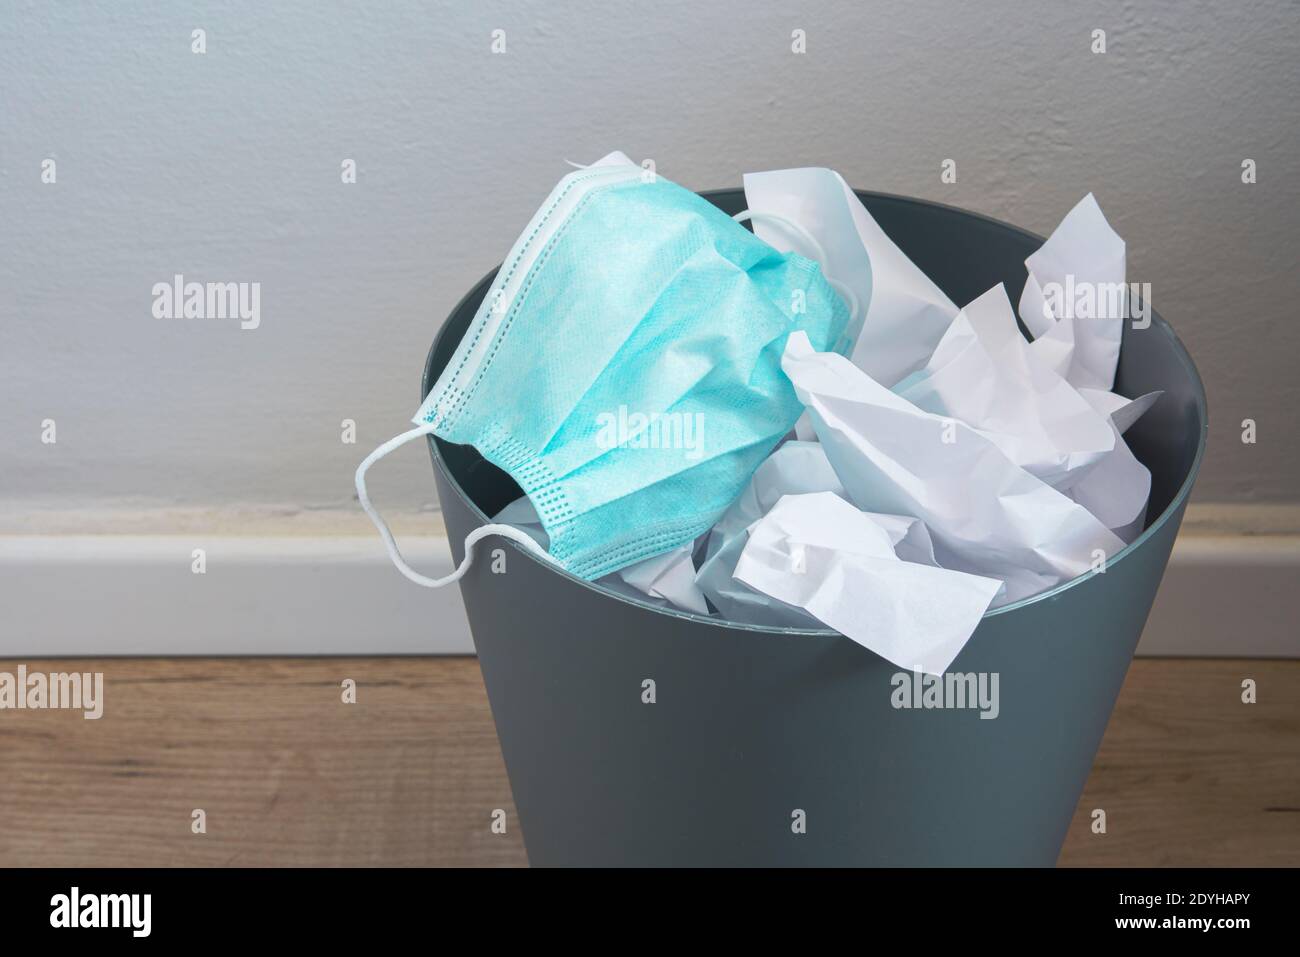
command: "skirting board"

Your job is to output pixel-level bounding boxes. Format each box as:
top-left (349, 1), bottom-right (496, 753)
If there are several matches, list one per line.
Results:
top-left (0, 533), bottom-right (1295, 658)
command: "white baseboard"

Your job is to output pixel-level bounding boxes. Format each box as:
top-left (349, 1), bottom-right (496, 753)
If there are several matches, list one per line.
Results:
top-left (1137, 536), bottom-right (1298, 657)
top-left (1, 521), bottom-right (1296, 658)
top-left (0, 536), bottom-right (473, 656)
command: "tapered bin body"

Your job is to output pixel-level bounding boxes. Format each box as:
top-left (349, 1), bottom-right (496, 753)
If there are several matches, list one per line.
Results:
top-left (425, 190), bottom-right (1207, 866)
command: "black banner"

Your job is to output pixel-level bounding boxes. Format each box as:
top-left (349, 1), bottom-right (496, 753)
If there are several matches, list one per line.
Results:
top-left (0, 867), bottom-right (1283, 941)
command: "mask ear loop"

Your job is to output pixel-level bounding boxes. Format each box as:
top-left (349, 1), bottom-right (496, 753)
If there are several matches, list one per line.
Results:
top-left (355, 424), bottom-right (552, 588)
top-left (732, 209), bottom-right (860, 329)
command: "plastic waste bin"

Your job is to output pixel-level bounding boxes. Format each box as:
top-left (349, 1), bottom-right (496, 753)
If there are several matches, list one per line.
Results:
top-left (424, 189), bottom-right (1207, 866)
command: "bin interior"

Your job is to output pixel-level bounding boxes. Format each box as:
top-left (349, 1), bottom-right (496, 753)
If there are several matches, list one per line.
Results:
top-left (425, 190), bottom-right (1205, 575)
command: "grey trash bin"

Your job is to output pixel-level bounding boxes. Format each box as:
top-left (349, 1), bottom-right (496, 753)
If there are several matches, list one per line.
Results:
top-left (424, 189), bottom-right (1207, 867)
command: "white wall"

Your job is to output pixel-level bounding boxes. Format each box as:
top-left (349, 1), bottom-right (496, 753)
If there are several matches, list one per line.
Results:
top-left (3, 0), bottom-right (1298, 519)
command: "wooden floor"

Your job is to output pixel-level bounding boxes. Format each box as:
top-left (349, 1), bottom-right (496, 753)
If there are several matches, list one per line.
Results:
top-left (0, 657), bottom-right (1295, 867)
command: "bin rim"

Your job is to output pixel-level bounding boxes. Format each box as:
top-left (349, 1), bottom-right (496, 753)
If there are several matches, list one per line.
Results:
top-left (422, 187), bottom-right (1208, 635)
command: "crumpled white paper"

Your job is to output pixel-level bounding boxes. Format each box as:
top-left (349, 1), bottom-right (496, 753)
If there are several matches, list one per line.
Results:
top-left (895, 283), bottom-right (1116, 491)
top-left (694, 441), bottom-right (841, 627)
top-left (781, 330), bottom-right (1126, 605)
top-left (494, 496), bottom-right (708, 614)
top-left (743, 166), bottom-right (958, 388)
top-left (733, 492), bottom-right (1003, 674)
top-left (1062, 387), bottom-right (1160, 543)
top-left (1014, 193), bottom-right (1159, 542)
top-left (1079, 388), bottom-right (1162, 436)
top-left (694, 440), bottom-right (937, 627)
top-left (1019, 194), bottom-right (1127, 392)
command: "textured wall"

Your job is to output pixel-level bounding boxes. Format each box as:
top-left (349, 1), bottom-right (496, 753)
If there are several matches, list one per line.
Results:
top-left (3, 0), bottom-right (1297, 513)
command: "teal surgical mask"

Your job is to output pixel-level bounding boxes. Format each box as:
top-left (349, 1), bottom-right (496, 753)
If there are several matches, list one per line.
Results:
top-left (358, 161), bottom-right (855, 586)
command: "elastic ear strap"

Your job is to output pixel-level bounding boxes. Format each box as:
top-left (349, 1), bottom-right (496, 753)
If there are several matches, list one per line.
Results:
top-left (355, 424), bottom-right (550, 588)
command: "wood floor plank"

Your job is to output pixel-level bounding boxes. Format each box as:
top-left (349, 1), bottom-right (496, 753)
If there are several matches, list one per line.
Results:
top-left (0, 657), bottom-right (1294, 867)
top-left (1061, 659), bottom-right (1298, 867)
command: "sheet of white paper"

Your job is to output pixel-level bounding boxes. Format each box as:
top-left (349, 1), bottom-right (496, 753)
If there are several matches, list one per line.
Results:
top-left (1020, 194), bottom-right (1127, 391)
top-left (896, 284), bottom-right (1116, 490)
top-left (1067, 433), bottom-right (1149, 544)
top-left (743, 167), bottom-right (958, 386)
top-left (584, 150), bottom-right (638, 169)
top-left (867, 510), bottom-right (938, 566)
top-left (493, 496), bottom-right (708, 614)
top-left (733, 492), bottom-right (1003, 675)
top-left (1013, 191), bottom-right (1155, 542)
top-left (1077, 388), bottom-right (1162, 435)
top-left (782, 331), bottom-right (1126, 605)
top-left (695, 440), bottom-right (939, 626)
top-left (793, 410), bottom-right (817, 442)
top-left (1018, 271), bottom-right (1057, 340)
top-left (1063, 389), bottom-right (1157, 543)
top-left (612, 541), bottom-right (710, 614)
top-left (695, 440), bottom-right (844, 628)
